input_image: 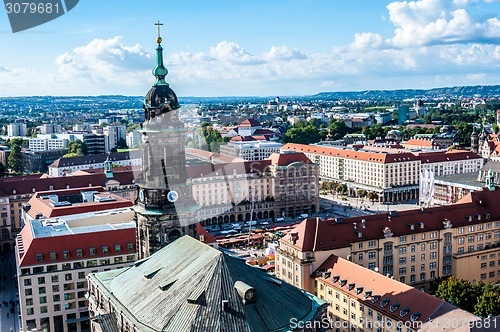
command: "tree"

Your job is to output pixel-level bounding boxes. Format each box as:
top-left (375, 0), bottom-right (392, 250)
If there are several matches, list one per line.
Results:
top-left (474, 290), bottom-right (500, 317)
top-left (367, 192), bottom-right (379, 202)
top-left (335, 183), bottom-right (348, 195)
top-left (202, 126), bottom-right (226, 153)
top-left (67, 140), bottom-right (88, 156)
top-left (6, 137), bottom-right (28, 148)
top-left (434, 277), bottom-right (476, 313)
top-left (357, 189), bottom-right (367, 198)
top-left (8, 145), bottom-right (22, 173)
top-left (284, 121), bottom-right (324, 144)
top-left (62, 153), bottom-right (79, 158)
top-left (328, 120), bottom-right (350, 140)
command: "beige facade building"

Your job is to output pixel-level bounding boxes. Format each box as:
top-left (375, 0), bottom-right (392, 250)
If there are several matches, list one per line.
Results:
top-left (16, 205), bottom-right (136, 332)
top-left (313, 255), bottom-right (476, 332)
top-left (283, 143), bottom-right (483, 202)
top-left (189, 151), bottom-right (319, 225)
top-left (276, 186), bottom-right (500, 294)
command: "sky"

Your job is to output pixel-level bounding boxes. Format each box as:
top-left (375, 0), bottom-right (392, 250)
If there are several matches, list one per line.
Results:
top-left (0, 0), bottom-right (499, 97)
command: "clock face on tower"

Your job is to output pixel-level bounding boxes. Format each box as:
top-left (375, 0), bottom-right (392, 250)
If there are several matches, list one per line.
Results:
top-left (167, 190), bottom-right (179, 203)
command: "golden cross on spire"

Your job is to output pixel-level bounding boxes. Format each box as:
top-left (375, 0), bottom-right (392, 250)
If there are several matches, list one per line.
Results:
top-left (155, 20), bottom-right (163, 44)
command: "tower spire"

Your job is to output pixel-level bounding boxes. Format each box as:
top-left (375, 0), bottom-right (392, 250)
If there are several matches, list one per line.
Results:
top-left (153, 20), bottom-right (168, 86)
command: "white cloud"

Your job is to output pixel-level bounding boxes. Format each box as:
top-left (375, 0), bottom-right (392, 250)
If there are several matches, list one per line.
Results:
top-left (264, 46), bottom-right (307, 61)
top-left (209, 41), bottom-right (263, 65)
top-left (54, 36), bottom-right (153, 87)
top-left (386, 0), bottom-right (500, 47)
top-left (351, 33), bottom-right (384, 49)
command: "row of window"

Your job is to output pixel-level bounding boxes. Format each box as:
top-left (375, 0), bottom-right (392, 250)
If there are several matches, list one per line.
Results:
top-left (25, 300), bottom-right (87, 315)
top-left (35, 242), bottom-right (134, 262)
top-left (21, 255), bottom-right (135, 276)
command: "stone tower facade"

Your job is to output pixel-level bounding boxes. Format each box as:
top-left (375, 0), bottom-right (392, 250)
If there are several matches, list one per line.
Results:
top-left (471, 126), bottom-right (479, 153)
top-left (134, 24), bottom-right (197, 259)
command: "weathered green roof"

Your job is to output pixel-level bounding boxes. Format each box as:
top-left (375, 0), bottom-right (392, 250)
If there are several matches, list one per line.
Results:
top-left (90, 236), bottom-right (325, 332)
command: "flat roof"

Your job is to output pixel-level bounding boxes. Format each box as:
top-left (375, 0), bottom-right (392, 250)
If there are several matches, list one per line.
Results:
top-left (434, 172), bottom-right (483, 188)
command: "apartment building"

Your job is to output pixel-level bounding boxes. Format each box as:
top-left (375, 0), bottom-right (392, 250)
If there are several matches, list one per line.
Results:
top-left (282, 143), bottom-right (483, 202)
top-left (0, 170), bottom-right (136, 253)
top-left (418, 150), bottom-right (484, 176)
top-left (7, 122), bottom-right (27, 137)
top-left (16, 210), bottom-right (136, 332)
top-left (276, 186), bottom-right (500, 293)
top-left (219, 140), bottom-right (283, 161)
top-left (313, 255), bottom-right (476, 332)
top-left (283, 143), bottom-right (420, 202)
top-left (0, 196), bottom-right (11, 254)
top-left (48, 151), bottom-right (141, 177)
top-left (29, 136), bottom-right (69, 152)
top-left (189, 151), bottom-right (318, 225)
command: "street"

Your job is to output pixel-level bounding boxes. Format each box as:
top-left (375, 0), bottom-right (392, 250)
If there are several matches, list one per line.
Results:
top-left (0, 251), bottom-right (21, 332)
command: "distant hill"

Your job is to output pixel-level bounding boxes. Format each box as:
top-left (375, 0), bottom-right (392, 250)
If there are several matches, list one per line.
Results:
top-left (311, 85), bottom-right (500, 100)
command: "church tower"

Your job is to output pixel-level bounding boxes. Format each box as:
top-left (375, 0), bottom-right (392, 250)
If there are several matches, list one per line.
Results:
top-left (134, 22), bottom-right (197, 259)
top-left (471, 126), bottom-right (479, 153)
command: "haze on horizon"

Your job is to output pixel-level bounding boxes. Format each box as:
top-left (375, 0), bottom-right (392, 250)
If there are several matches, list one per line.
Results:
top-left (0, 0), bottom-right (499, 97)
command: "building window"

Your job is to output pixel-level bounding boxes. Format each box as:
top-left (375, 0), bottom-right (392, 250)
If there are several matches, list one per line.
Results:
top-left (37, 277), bottom-right (45, 284)
top-left (63, 250), bottom-right (70, 259)
top-left (76, 249), bottom-right (83, 257)
top-left (52, 285), bottom-right (59, 292)
top-left (35, 253), bottom-right (43, 262)
top-left (78, 272), bottom-right (85, 279)
top-left (49, 252), bottom-right (57, 260)
top-left (420, 273), bottom-right (426, 281)
top-left (65, 274), bottom-right (72, 281)
top-left (399, 247), bottom-right (406, 255)
top-left (89, 247), bottom-right (96, 256)
top-left (115, 244), bottom-right (121, 252)
top-left (25, 288), bottom-right (32, 296)
top-left (368, 262), bottom-right (376, 270)
top-left (368, 252), bottom-right (376, 260)
top-left (39, 287), bottom-right (46, 294)
top-left (24, 279), bottom-right (32, 286)
top-left (127, 242), bottom-right (134, 251)
top-left (102, 246), bottom-right (109, 253)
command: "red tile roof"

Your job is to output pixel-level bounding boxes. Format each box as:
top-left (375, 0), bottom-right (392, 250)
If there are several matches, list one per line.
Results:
top-left (416, 150), bottom-right (483, 163)
top-left (0, 170), bottom-right (135, 197)
top-left (17, 220), bottom-right (136, 267)
top-left (239, 118), bottom-right (262, 127)
top-left (282, 188), bottom-right (500, 251)
top-left (402, 139), bottom-right (441, 149)
top-left (26, 187), bottom-right (133, 219)
top-left (267, 152), bottom-right (313, 167)
top-left (313, 255), bottom-right (473, 325)
top-left (195, 223), bottom-right (217, 244)
top-left (282, 143), bottom-right (418, 164)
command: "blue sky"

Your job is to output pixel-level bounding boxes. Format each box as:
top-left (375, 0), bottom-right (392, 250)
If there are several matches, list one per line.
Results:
top-left (0, 0), bottom-right (499, 97)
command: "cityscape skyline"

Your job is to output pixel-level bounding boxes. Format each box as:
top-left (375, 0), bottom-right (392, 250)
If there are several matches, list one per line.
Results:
top-left (0, 0), bottom-right (499, 97)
